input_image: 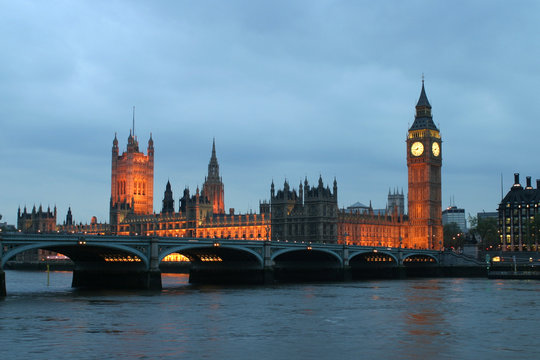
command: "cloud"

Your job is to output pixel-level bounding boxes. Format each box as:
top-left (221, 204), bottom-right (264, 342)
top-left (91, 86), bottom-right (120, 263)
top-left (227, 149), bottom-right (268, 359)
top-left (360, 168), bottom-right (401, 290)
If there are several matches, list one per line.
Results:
top-left (1, 1), bottom-right (540, 225)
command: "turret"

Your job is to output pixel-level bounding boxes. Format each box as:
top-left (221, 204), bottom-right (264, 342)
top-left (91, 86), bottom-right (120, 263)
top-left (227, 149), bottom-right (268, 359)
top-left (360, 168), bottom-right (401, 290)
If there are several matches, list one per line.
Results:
top-left (66, 207), bottom-right (73, 226)
top-left (126, 130), bottom-right (139, 153)
top-left (162, 180), bottom-right (174, 213)
top-left (112, 133), bottom-right (119, 157)
top-left (147, 133), bottom-right (154, 157)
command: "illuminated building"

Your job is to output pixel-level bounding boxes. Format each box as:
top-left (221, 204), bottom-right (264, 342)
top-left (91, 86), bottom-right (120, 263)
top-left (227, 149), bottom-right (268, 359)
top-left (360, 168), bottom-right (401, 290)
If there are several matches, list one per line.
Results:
top-left (406, 80), bottom-right (443, 250)
top-left (58, 82), bottom-right (441, 250)
top-left (112, 140), bottom-right (270, 240)
top-left (338, 189), bottom-right (409, 247)
top-left (338, 207), bottom-right (407, 247)
top-left (340, 82), bottom-right (442, 249)
top-left (109, 130), bottom-right (154, 232)
top-left (498, 173), bottom-right (540, 251)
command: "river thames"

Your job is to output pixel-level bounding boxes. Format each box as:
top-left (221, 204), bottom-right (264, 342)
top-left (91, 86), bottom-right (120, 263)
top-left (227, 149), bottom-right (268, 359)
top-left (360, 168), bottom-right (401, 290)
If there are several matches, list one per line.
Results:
top-left (1, 270), bottom-right (539, 359)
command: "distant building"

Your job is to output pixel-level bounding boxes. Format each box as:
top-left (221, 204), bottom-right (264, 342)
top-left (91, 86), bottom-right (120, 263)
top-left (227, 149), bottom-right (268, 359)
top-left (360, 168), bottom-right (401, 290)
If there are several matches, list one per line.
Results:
top-left (344, 202), bottom-right (371, 214)
top-left (442, 206), bottom-right (467, 232)
top-left (477, 211), bottom-right (498, 222)
top-left (0, 214), bottom-right (16, 232)
top-left (343, 188), bottom-right (404, 217)
top-left (498, 173), bottom-right (540, 251)
top-left (17, 205), bottom-right (57, 233)
top-left (387, 188), bottom-right (405, 216)
top-left (270, 177), bottom-right (338, 243)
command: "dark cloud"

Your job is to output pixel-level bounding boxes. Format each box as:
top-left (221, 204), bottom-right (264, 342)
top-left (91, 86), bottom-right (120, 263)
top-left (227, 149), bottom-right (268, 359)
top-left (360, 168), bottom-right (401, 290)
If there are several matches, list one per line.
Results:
top-left (1, 1), bottom-right (540, 224)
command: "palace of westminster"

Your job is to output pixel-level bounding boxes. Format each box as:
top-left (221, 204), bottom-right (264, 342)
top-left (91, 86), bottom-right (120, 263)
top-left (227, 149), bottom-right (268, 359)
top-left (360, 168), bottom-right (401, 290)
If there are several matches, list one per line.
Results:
top-left (17, 83), bottom-right (444, 250)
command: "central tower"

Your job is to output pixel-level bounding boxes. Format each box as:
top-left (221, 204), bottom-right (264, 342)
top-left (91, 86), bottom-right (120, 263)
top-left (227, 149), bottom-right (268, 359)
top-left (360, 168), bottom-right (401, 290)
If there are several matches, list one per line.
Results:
top-left (406, 81), bottom-right (443, 249)
top-left (202, 139), bottom-right (225, 214)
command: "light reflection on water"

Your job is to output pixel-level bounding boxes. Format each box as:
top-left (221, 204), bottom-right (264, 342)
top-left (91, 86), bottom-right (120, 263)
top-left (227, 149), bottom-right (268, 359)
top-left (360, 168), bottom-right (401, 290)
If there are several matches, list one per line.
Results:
top-left (1, 270), bottom-right (540, 359)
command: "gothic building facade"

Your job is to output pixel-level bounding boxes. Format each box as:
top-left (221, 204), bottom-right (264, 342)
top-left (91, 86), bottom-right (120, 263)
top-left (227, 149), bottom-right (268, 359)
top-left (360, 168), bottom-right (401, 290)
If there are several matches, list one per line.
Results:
top-left (17, 205), bottom-right (57, 233)
top-left (270, 177), bottom-right (338, 243)
top-left (271, 82), bottom-right (443, 250)
top-left (109, 140), bottom-right (270, 240)
top-left (56, 82), bottom-right (442, 251)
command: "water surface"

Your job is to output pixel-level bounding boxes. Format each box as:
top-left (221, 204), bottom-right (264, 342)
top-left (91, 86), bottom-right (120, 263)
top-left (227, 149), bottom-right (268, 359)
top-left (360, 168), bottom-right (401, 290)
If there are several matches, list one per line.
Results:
top-left (1, 271), bottom-right (539, 359)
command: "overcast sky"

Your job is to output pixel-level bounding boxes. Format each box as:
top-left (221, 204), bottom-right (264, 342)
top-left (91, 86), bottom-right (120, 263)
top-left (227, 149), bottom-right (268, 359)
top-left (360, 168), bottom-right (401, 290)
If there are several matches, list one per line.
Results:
top-left (1, 0), bottom-right (539, 226)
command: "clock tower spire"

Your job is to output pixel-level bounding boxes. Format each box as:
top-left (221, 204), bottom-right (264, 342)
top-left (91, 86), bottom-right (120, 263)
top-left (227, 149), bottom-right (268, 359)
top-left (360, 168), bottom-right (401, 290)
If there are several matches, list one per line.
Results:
top-left (406, 80), bottom-right (443, 250)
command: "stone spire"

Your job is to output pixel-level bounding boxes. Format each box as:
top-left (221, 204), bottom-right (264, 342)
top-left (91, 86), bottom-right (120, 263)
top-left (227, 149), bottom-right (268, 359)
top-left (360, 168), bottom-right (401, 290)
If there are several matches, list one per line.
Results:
top-left (202, 138), bottom-right (225, 214)
top-left (409, 79), bottom-right (438, 131)
top-left (208, 138), bottom-right (220, 180)
top-left (416, 78), bottom-right (431, 109)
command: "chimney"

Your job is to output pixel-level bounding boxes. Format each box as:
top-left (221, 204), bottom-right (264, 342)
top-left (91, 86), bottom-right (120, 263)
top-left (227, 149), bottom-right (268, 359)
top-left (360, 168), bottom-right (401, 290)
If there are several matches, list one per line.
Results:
top-left (512, 173), bottom-right (523, 190)
top-left (526, 176), bottom-right (532, 189)
top-left (536, 179), bottom-right (540, 189)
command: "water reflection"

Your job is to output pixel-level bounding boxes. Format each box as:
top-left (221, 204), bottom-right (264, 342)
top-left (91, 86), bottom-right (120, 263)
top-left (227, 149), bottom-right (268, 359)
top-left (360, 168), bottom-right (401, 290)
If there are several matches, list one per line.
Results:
top-left (2, 272), bottom-right (540, 359)
top-left (398, 280), bottom-right (451, 359)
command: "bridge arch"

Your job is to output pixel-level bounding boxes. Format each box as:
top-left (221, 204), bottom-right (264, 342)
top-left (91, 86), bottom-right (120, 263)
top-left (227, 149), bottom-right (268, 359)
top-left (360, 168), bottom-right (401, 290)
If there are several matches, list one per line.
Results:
top-left (159, 244), bottom-right (263, 267)
top-left (1, 241), bottom-right (150, 268)
top-left (348, 250), bottom-right (399, 264)
top-left (403, 253), bottom-right (439, 264)
top-left (271, 247), bottom-right (343, 266)
top-left (271, 247), bottom-right (344, 282)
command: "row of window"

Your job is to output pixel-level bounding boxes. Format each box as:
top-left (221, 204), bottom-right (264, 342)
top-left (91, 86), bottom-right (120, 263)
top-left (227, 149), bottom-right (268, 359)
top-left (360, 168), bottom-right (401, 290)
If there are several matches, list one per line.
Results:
top-left (116, 180), bottom-right (147, 196)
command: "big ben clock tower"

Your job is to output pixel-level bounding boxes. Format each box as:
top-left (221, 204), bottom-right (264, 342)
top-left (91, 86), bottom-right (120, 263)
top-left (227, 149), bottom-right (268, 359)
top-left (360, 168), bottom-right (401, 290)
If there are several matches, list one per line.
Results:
top-left (407, 81), bottom-right (443, 250)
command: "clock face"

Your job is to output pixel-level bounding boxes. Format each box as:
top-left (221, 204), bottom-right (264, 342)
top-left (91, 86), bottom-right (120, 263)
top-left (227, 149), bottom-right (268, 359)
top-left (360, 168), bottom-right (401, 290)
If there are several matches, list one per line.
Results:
top-left (411, 141), bottom-right (424, 156)
top-left (432, 142), bottom-right (440, 157)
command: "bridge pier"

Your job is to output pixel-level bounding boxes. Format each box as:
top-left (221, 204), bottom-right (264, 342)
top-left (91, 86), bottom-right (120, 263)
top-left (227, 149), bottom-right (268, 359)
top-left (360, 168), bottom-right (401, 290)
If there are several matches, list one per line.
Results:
top-left (263, 267), bottom-right (275, 284)
top-left (72, 268), bottom-right (162, 290)
top-left (342, 266), bottom-right (352, 281)
top-left (263, 241), bottom-right (275, 284)
top-left (342, 246), bottom-right (352, 281)
top-left (397, 265), bottom-right (406, 279)
top-left (1, 269), bottom-right (6, 297)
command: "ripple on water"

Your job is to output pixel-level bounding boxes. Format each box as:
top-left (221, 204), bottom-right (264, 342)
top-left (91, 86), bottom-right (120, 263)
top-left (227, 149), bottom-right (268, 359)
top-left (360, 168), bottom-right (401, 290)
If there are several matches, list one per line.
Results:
top-left (1, 273), bottom-right (540, 360)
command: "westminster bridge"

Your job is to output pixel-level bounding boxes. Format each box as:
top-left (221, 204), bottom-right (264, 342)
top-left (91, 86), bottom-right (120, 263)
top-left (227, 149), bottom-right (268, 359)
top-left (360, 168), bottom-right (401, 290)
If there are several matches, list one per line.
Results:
top-left (0, 233), bottom-right (484, 296)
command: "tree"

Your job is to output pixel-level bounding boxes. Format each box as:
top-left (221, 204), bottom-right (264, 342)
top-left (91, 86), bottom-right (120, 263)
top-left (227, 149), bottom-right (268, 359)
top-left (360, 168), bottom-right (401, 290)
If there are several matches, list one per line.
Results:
top-left (468, 215), bottom-right (499, 250)
top-left (523, 214), bottom-right (540, 251)
top-left (443, 222), bottom-right (464, 249)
